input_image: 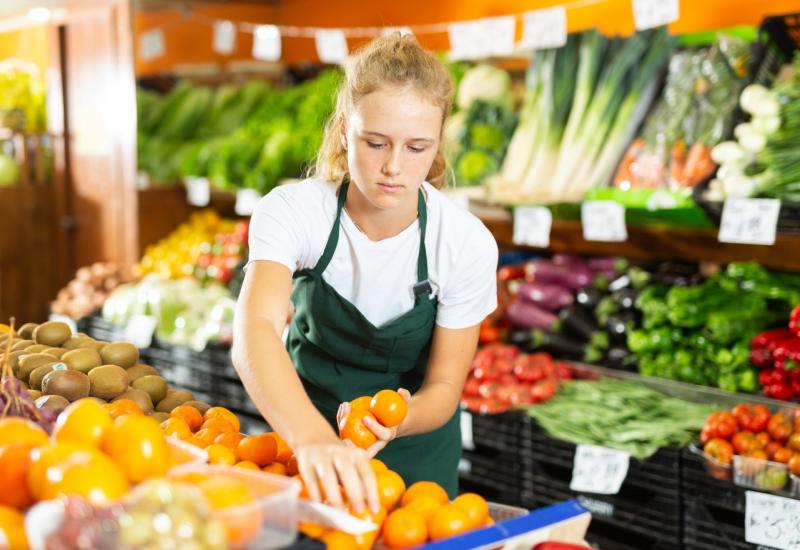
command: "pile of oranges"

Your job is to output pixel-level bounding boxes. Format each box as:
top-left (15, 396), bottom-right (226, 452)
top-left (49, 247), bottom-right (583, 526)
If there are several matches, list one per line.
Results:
top-left (340, 390), bottom-right (408, 449)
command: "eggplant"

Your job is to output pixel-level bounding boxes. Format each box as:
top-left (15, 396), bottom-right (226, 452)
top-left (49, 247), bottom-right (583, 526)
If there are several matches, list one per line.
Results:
top-left (587, 257), bottom-right (629, 273)
top-left (516, 282), bottom-right (574, 311)
top-left (531, 330), bottom-right (587, 360)
top-left (558, 304), bottom-right (599, 342)
top-left (605, 346), bottom-right (638, 371)
top-left (552, 254), bottom-right (586, 268)
top-left (506, 301), bottom-right (559, 331)
top-left (576, 287), bottom-right (604, 309)
top-left (524, 259), bottom-right (592, 290)
top-left (605, 310), bottom-right (639, 344)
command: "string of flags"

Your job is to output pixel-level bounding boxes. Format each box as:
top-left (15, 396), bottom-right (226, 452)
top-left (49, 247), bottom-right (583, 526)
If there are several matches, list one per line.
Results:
top-left (138, 0), bottom-right (679, 65)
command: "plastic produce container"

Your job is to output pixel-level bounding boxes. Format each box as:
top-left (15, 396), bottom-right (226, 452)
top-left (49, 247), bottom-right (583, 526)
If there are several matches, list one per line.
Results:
top-left (166, 435), bottom-right (208, 469)
top-left (732, 454), bottom-right (792, 493)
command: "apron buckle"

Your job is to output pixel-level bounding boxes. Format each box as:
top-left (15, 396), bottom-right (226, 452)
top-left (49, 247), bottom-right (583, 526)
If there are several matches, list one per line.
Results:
top-left (412, 279), bottom-right (433, 298)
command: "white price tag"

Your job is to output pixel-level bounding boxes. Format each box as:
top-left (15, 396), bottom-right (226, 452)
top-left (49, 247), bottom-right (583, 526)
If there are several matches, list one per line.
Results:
top-left (581, 201), bottom-right (627, 242)
top-left (570, 444), bottom-right (630, 495)
top-left (448, 16), bottom-right (516, 60)
top-left (252, 25), bottom-right (281, 61)
top-left (235, 188), bottom-right (262, 216)
top-left (460, 410), bottom-right (475, 451)
top-left (520, 7), bottom-right (568, 50)
top-left (458, 458), bottom-right (472, 475)
top-left (213, 20), bottom-right (237, 55)
top-left (632, 0), bottom-right (679, 30)
top-left (140, 28), bottom-right (165, 61)
top-left (718, 198), bottom-right (781, 246)
top-left (315, 29), bottom-right (349, 65)
top-left (124, 315), bottom-right (157, 349)
top-left (745, 491), bottom-right (800, 550)
top-left (381, 26), bottom-right (413, 37)
top-left (48, 314), bottom-right (77, 336)
top-left (513, 206), bottom-right (552, 248)
top-left (185, 177), bottom-right (210, 207)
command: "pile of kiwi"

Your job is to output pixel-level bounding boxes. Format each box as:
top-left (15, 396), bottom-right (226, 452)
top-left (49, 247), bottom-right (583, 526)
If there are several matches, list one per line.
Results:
top-left (1, 321), bottom-right (211, 423)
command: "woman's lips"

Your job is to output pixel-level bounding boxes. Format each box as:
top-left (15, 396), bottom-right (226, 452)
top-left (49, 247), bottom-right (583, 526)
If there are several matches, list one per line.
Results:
top-left (377, 183), bottom-right (402, 193)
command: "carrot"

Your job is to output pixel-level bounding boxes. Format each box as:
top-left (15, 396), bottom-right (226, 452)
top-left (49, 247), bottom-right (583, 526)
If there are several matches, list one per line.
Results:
top-left (669, 139), bottom-right (687, 188)
top-left (683, 142), bottom-right (715, 187)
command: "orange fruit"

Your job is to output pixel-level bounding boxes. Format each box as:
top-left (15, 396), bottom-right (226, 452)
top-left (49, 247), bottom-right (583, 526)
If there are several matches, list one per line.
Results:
top-left (0, 444), bottom-right (34, 509)
top-left (401, 481), bottom-right (449, 507)
top-left (427, 504), bottom-right (471, 541)
top-left (484, 517), bottom-right (495, 527)
top-left (105, 399), bottom-right (143, 420)
top-left (206, 444), bottom-right (237, 466)
top-left (214, 432), bottom-right (244, 449)
top-left (383, 508), bottom-right (427, 548)
top-left (339, 410), bottom-right (378, 449)
top-left (286, 455), bottom-right (299, 476)
top-left (234, 460), bottom-right (260, 471)
top-left (192, 428), bottom-right (223, 448)
top-left (201, 417), bottom-right (237, 434)
top-left (404, 496), bottom-right (443, 521)
top-left (53, 398), bottom-right (112, 447)
top-left (161, 417), bottom-right (192, 440)
top-left (321, 530), bottom-right (359, 550)
top-left (298, 521), bottom-right (327, 539)
top-left (350, 396), bottom-right (372, 412)
top-left (452, 493), bottom-right (489, 529)
top-left (0, 417), bottom-right (48, 447)
top-left (102, 414), bottom-right (168, 483)
top-left (39, 447), bottom-right (129, 504)
top-left (0, 505), bottom-right (28, 550)
top-left (197, 476), bottom-right (261, 548)
top-left (237, 434), bottom-right (277, 466)
top-left (204, 407), bottom-right (240, 433)
top-left (350, 506), bottom-right (386, 550)
top-left (171, 405), bottom-right (204, 432)
top-left (370, 459), bottom-right (388, 474)
top-left (263, 463), bottom-right (288, 475)
top-left (376, 470), bottom-right (406, 511)
top-left (27, 442), bottom-right (90, 500)
top-left (369, 390), bottom-right (407, 428)
top-left (272, 432), bottom-right (293, 464)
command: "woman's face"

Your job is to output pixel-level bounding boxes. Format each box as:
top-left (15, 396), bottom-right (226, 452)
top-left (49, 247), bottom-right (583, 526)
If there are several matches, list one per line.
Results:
top-left (343, 87), bottom-right (442, 212)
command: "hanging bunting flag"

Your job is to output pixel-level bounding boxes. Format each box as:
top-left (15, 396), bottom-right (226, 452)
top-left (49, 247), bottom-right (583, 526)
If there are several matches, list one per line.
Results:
top-left (448, 16), bottom-right (515, 60)
top-left (213, 20), bottom-right (237, 55)
top-left (315, 29), bottom-right (349, 65)
top-left (252, 24), bottom-right (282, 61)
top-left (140, 28), bottom-right (165, 61)
top-left (520, 6), bottom-right (568, 50)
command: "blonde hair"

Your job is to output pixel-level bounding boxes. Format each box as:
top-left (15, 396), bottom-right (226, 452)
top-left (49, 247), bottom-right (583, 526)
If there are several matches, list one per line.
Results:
top-left (309, 33), bottom-right (453, 189)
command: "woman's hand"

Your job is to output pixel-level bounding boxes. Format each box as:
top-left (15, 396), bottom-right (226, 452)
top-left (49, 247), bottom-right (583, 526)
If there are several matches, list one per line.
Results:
top-left (294, 434), bottom-right (380, 515)
top-left (337, 388), bottom-right (412, 457)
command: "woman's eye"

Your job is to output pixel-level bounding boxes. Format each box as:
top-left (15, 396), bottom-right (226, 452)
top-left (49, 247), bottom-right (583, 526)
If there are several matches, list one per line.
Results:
top-left (408, 146), bottom-right (426, 153)
top-left (367, 141), bottom-right (385, 149)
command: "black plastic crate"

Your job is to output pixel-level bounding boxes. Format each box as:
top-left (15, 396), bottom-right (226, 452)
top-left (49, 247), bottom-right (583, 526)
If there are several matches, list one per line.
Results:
top-left (465, 410), bottom-right (532, 456)
top-left (459, 449), bottom-right (525, 507)
top-left (83, 315), bottom-right (132, 346)
top-left (581, 520), bottom-right (680, 550)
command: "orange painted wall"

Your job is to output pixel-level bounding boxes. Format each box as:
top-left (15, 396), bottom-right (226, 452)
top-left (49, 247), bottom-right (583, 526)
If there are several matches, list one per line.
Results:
top-left (135, 0), bottom-right (800, 76)
top-left (0, 27), bottom-right (50, 73)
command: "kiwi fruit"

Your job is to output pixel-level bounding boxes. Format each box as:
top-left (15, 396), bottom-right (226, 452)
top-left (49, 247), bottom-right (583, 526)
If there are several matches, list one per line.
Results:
top-left (88, 365), bottom-right (129, 400)
top-left (61, 348), bottom-right (102, 374)
top-left (76, 340), bottom-right (106, 352)
top-left (8, 350), bottom-right (27, 377)
top-left (182, 400), bottom-right (212, 415)
top-left (11, 340), bottom-right (34, 352)
top-left (29, 363), bottom-right (59, 390)
top-left (24, 344), bottom-right (49, 354)
top-left (63, 336), bottom-right (88, 350)
top-left (113, 388), bottom-right (154, 414)
top-left (35, 394), bottom-right (70, 411)
top-left (42, 370), bottom-right (91, 402)
top-left (18, 354), bottom-right (57, 382)
top-left (43, 348), bottom-right (68, 359)
top-left (149, 412), bottom-right (170, 423)
top-left (1, 337), bottom-right (20, 350)
top-left (100, 342), bottom-right (139, 369)
top-left (126, 364), bottom-right (159, 382)
top-left (27, 389), bottom-right (42, 400)
top-left (131, 375), bottom-right (168, 404)
top-left (33, 322), bottom-right (72, 347)
top-left (155, 390), bottom-right (194, 413)
top-left (18, 323), bottom-right (38, 340)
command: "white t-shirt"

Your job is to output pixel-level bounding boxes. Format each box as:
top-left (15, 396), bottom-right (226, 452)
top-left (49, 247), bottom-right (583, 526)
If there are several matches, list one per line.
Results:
top-left (247, 179), bottom-right (498, 329)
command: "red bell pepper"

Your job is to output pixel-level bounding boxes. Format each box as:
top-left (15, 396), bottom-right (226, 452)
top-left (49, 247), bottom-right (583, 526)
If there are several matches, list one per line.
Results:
top-left (790, 304), bottom-right (800, 337)
top-left (751, 328), bottom-right (795, 351)
top-left (774, 337), bottom-right (800, 366)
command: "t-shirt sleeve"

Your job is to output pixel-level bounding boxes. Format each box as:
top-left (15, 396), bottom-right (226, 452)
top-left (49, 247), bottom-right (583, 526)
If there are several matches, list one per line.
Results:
top-left (246, 187), bottom-right (308, 272)
top-left (435, 224), bottom-right (498, 329)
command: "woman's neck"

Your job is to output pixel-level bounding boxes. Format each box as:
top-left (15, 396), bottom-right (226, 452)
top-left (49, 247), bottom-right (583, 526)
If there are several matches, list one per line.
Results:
top-left (343, 185), bottom-right (419, 241)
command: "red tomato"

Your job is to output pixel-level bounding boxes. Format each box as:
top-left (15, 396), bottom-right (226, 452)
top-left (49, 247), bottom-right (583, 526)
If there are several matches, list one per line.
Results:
top-left (473, 365), bottom-right (500, 382)
top-left (764, 441), bottom-right (782, 460)
top-left (754, 431), bottom-right (771, 449)
top-left (787, 432), bottom-right (800, 452)
top-left (478, 382), bottom-right (501, 399)
top-left (530, 380), bottom-right (557, 403)
top-left (788, 454), bottom-right (800, 476)
top-left (732, 431), bottom-right (757, 454)
top-left (767, 413), bottom-right (792, 442)
top-left (703, 438), bottom-right (734, 465)
top-left (732, 404), bottom-right (770, 433)
top-left (772, 447), bottom-right (794, 464)
top-left (463, 378), bottom-right (481, 397)
top-left (494, 358), bottom-right (515, 375)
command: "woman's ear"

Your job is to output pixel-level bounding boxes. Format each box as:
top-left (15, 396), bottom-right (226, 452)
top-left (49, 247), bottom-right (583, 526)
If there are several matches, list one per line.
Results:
top-left (339, 113), bottom-right (347, 150)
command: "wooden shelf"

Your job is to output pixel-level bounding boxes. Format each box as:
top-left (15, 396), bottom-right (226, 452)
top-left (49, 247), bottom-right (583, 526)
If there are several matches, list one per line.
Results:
top-left (473, 203), bottom-right (800, 272)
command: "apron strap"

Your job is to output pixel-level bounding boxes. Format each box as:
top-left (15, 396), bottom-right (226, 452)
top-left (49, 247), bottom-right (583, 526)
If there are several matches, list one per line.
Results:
top-left (416, 189), bottom-right (429, 283)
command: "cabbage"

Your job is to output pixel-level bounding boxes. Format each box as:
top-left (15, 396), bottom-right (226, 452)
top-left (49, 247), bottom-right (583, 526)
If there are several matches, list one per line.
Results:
top-left (456, 65), bottom-right (512, 110)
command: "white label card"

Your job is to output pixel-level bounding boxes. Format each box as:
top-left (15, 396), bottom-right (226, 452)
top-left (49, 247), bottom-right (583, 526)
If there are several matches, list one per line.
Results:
top-left (253, 25), bottom-right (281, 61)
top-left (513, 206), bottom-right (552, 248)
top-left (570, 444), bottom-right (630, 495)
top-left (745, 491), bottom-right (800, 549)
top-left (520, 7), bottom-right (568, 49)
top-left (315, 29), bottom-right (349, 65)
top-left (235, 188), bottom-right (262, 216)
top-left (448, 16), bottom-right (516, 60)
top-left (458, 458), bottom-right (472, 475)
top-left (48, 314), bottom-right (77, 336)
top-left (185, 177), bottom-right (210, 207)
top-left (140, 28), bottom-right (165, 61)
top-left (124, 315), bottom-right (157, 349)
top-left (718, 198), bottom-right (781, 246)
top-left (632, 0), bottom-right (679, 30)
top-left (581, 201), bottom-right (627, 242)
top-left (381, 26), bottom-right (413, 37)
top-left (213, 20), bottom-right (237, 55)
top-left (460, 410), bottom-right (475, 451)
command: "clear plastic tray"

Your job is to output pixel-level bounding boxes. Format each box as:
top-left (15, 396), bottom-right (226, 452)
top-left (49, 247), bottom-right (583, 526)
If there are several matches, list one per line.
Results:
top-left (733, 454), bottom-right (792, 493)
top-left (169, 463), bottom-right (301, 550)
top-left (690, 443), bottom-right (732, 481)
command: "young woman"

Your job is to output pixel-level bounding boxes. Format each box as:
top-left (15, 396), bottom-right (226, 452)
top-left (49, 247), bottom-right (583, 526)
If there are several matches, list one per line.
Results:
top-left (233, 34), bottom-right (498, 514)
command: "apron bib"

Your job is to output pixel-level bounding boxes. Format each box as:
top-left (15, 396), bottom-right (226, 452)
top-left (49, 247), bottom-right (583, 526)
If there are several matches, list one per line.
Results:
top-left (286, 182), bottom-right (461, 496)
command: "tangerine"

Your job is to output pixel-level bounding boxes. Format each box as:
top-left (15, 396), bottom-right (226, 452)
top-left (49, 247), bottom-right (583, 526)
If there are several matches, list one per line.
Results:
top-left (369, 390), bottom-right (407, 428)
top-left (321, 530), bottom-right (359, 550)
top-left (369, 458), bottom-right (388, 474)
top-left (102, 414), bottom-right (168, 483)
top-left (214, 431), bottom-right (244, 449)
top-left (0, 505), bottom-right (28, 550)
top-left (263, 462), bottom-right (288, 475)
top-left (204, 407), bottom-right (240, 433)
top-left (53, 399), bottom-right (112, 447)
top-left (105, 399), bottom-right (143, 420)
top-left (27, 442), bottom-right (90, 500)
top-left (206, 444), bottom-right (237, 466)
top-left (403, 496), bottom-right (443, 521)
top-left (236, 434), bottom-right (277, 466)
top-left (427, 504), bottom-right (470, 541)
top-left (383, 508), bottom-right (427, 548)
top-left (298, 521), bottom-right (327, 539)
top-left (272, 432), bottom-right (293, 463)
top-left (161, 417), bottom-right (192, 440)
top-left (233, 460), bottom-right (260, 471)
top-left (452, 493), bottom-right (489, 529)
top-left (0, 418), bottom-right (48, 447)
top-left (286, 455), bottom-right (299, 476)
top-left (339, 410), bottom-right (378, 449)
top-left (350, 396), bottom-right (372, 412)
top-left (376, 470), bottom-right (406, 511)
top-left (0, 444), bottom-right (34, 509)
top-left (400, 481), bottom-right (449, 507)
top-left (350, 506), bottom-right (386, 550)
top-left (197, 476), bottom-right (261, 548)
top-left (39, 447), bottom-right (129, 504)
top-left (201, 416), bottom-right (237, 434)
top-left (170, 405), bottom-right (203, 431)
top-left (192, 427), bottom-right (224, 448)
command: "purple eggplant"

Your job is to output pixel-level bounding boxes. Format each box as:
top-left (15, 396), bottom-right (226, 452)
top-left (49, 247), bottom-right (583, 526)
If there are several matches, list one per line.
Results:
top-left (524, 259), bottom-right (592, 290)
top-left (552, 254), bottom-right (587, 268)
top-left (506, 301), bottom-right (560, 331)
top-left (516, 282), bottom-right (574, 311)
top-left (587, 257), bottom-right (629, 273)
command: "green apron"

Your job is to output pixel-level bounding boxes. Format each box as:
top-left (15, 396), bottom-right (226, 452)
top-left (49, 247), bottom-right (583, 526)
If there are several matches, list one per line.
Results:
top-left (286, 182), bottom-right (461, 497)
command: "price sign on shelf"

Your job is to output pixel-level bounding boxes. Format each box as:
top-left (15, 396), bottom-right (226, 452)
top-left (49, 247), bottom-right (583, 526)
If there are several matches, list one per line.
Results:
top-left (252, 25), bottom-right (282, 61)
top-left (185, 177), bottom-right (210, 207)
top-left (581, 201), bottom-right (627, 242)
top-left (745, 491), bottom-right (800, 550)
top-left (213, 20), bottom-right (237, 55)
top-left (513, 206), bottom-right (552, 248)
top-left (448, 16), bottom-right (515, 60)
top-left (124, 315), bottom-right (157, 349)
top-left (315, 29), bottom-right (349, 65)
top-left (235, 189), bottom-right (262, 216)
top-left (140, 28), bottom-right (165, 61)
top-left (460, 410), bottom-right (475, 451)
top-left (718, 198), bottom-right (781, 246)
top-left (631, 0), bottom-right (679, 30)
top-left (570, 444), bottom-right (630, 495)
top-left (520, 7), bottom-right (568, 50)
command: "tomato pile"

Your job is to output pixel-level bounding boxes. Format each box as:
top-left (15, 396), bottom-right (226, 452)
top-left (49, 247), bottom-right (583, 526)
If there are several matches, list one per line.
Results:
top-left (460, 344), bottom-right (573, 414)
